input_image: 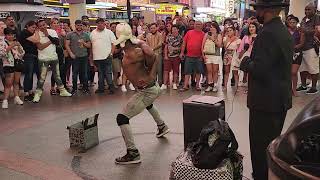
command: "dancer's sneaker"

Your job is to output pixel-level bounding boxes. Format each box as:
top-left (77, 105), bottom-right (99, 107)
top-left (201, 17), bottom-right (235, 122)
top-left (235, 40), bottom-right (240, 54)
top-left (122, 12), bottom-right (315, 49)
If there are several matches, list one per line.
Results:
top-left (156, 124), bottom-right (170, 138)
top-left (115, 149), bottom-right (141, 165)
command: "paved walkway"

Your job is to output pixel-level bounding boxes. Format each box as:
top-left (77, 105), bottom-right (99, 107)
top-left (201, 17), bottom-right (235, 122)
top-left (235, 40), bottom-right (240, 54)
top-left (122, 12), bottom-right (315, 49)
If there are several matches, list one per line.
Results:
top-left (0, 80), bottom-right (316, 180)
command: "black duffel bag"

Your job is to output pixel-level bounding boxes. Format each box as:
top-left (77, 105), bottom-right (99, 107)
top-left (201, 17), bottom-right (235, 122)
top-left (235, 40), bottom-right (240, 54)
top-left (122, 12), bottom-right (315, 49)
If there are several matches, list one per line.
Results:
top-left (189, 120), bottom-right (239, 170)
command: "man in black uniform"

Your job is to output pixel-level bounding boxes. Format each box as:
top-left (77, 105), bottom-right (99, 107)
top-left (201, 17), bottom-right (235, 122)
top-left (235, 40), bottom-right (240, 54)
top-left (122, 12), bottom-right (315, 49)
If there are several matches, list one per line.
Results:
top-left (240, 0), bottom-right (293, 179)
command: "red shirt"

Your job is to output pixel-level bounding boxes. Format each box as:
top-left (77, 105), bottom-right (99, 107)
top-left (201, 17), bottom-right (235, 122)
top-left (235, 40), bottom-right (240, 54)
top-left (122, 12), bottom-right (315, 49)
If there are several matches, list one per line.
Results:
top-left (184, 30), bottom-right (205, 57)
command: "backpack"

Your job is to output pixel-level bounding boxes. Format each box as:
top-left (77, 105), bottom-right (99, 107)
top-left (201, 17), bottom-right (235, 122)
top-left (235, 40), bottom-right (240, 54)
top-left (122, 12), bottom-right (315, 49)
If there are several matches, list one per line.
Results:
top-left (189, 120), bottom-right (239, 170)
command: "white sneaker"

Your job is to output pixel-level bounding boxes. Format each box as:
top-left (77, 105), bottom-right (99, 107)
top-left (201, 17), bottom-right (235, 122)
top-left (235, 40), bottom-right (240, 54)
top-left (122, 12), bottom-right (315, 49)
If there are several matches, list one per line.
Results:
top-left (172, 84), bottom-right (178, 90)
top-left (121, 85), bottom-right (127, 92)
top-left (14, 96), bottom-right (24, 105)
top-left (212, 86), bottom-right (218, 92)
top-left (2, 100), bottom-right (8, 109)
top-left (160, 84), bottom-right (167, 90)
top-left (33, 90), bottom-right (42, 103)
top-left (129, 83), bottom-right (136, 91)
top-left (205, 86), bottom-right (213, 92)
top-left (59, 88), bottom-right (72, 97)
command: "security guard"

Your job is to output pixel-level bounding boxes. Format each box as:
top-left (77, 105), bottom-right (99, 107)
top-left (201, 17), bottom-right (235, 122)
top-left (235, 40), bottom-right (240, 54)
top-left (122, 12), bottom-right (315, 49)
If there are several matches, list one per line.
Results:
top-left (240, 0), bottom-right (293, 179)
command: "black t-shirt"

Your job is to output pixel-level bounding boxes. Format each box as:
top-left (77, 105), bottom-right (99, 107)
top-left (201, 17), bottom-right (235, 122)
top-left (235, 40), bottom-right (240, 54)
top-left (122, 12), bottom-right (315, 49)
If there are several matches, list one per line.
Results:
top-left (19, 29), bottom-right (38, 56)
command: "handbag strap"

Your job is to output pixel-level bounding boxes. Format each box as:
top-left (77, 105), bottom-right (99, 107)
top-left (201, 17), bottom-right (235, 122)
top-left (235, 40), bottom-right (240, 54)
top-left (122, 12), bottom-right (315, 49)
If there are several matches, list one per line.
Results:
top-left (225, 38), bottom-right (236, 49)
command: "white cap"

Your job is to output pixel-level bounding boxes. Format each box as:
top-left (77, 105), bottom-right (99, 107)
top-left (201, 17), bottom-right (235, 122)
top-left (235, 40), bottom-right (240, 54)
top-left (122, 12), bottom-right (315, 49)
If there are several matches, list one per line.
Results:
top-left (113, 23), bottom-right (139, 47)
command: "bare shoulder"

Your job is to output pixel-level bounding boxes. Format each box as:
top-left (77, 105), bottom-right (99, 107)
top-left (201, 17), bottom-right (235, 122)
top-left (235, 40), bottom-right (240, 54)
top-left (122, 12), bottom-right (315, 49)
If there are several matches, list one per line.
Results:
top-left (123, 47), bottom-right (145, 64)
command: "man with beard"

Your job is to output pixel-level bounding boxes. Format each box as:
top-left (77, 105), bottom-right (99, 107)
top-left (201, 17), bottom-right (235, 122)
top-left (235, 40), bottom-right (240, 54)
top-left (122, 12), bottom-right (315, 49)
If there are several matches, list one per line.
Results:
top-left (146, 23), bottom-right (163, 85)
top-left (5, 16), bottom-right (20, 39)
top-left (240, 0), bottom-right (293, 179)
top-left (113, 23), bottom-right (169, 164)
top-left (65, 20), bottom-right (91, 95)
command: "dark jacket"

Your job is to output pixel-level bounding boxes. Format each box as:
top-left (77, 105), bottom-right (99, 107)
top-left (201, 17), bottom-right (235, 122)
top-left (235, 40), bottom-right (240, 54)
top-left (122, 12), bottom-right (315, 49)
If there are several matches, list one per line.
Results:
top-left (247, 17), bottom-right (293, 112)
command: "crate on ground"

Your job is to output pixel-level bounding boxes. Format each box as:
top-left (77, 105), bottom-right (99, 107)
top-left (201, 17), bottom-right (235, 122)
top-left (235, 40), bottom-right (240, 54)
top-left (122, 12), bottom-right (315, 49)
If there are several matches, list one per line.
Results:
top-left (67, 114), bottom-right (99, 150)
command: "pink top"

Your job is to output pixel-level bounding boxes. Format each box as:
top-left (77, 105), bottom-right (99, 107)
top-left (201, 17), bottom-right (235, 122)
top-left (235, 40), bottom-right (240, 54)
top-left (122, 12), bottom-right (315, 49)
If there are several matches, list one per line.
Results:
top-left (237, 35), bottom-right (255, 55)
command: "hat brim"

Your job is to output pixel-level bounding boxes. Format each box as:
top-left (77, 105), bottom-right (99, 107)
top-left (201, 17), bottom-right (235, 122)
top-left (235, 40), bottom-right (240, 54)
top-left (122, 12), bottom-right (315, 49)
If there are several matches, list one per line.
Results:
top-left (250, 2), bottom-right (289, 8)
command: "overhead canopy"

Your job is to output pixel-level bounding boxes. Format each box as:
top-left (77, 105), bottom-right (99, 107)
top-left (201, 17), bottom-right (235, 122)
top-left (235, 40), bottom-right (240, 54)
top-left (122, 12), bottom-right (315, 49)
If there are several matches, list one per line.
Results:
top-left (0, 3), bottom-right (58, 13)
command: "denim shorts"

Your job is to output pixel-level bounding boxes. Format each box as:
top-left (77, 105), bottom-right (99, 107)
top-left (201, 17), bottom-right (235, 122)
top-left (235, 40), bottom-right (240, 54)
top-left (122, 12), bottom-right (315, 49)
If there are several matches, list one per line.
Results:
top-left (184, 56), bottom-right (204, 75)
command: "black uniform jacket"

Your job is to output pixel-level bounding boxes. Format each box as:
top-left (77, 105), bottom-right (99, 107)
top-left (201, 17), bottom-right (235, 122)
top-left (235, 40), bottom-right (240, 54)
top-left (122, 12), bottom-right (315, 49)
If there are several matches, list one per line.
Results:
top-left (247, 17), bottom-right (293, 112)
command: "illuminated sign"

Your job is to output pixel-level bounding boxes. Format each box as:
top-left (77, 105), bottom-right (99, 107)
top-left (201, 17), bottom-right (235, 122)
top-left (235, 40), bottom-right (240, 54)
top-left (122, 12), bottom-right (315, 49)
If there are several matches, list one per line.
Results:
top-left (227, 0), bottom-right (234, 16)
top-left (210, 0), bottom-right (225, 9)
top-left (110, 0), bottom-right (149, 6)
top-left (0, 0), bottom-right (43, 4)
top-left (0, 12), bottom-right (10, 18)
top-left (156, 4), bottom-right (183, 15)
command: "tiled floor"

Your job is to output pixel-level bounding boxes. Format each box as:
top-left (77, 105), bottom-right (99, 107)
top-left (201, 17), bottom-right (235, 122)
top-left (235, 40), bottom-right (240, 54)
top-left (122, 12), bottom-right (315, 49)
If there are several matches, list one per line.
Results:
top-left (0, 77), bottom-right (316, 180)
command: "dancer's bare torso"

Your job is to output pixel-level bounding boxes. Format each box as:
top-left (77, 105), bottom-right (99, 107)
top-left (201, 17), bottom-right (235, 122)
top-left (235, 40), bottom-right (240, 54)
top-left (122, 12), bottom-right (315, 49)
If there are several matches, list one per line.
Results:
top-left (122, 44), bottom-right (156, 88)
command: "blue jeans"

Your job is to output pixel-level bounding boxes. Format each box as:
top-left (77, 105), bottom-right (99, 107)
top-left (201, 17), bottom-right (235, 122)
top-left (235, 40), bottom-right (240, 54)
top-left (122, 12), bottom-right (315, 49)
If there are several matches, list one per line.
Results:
top-left (23, 54), bottom-right (39, 93)
top-left (94, 58), bottom-right (113, 91)
top-left (72, 56), bottom-right (88, 90)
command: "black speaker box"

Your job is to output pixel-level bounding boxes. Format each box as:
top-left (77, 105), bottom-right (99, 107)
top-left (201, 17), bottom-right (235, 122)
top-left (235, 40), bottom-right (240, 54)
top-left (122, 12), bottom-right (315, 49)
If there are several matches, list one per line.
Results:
top-left (183, 95), bottom-right (225, 149)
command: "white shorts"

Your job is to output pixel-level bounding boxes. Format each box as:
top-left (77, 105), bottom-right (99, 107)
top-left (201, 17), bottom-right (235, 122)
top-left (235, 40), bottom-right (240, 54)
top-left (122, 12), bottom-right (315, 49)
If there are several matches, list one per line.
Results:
top-left (205, 55), bottom-right (221, 65)
top-left (300, 48), bottom-right (319, 74)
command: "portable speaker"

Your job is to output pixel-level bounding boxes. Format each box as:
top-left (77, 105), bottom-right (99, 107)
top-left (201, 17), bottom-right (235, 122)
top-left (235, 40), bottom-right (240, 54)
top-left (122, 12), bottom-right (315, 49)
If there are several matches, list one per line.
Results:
top-left (183, 95), bottom-right (225, 149)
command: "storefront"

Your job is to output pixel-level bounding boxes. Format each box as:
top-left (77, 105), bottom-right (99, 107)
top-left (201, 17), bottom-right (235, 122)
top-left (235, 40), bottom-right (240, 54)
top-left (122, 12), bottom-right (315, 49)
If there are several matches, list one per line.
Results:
top-left (0, 1), bottom-right (58, 29)
top-left (44, 0), bottom-right (156, 24)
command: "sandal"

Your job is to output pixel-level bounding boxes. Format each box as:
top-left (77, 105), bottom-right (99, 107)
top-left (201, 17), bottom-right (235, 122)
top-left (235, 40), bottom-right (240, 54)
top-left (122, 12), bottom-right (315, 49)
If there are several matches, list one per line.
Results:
top-left (50, 89), bottom-right (57, 95)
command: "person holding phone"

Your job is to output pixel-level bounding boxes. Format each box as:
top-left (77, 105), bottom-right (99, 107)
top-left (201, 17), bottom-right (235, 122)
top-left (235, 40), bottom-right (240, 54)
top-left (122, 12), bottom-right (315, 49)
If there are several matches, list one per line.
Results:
top-left (237, 22), bottom-right (259, 87)
top-left (202, 23), bottom-right (222, 92)
top-left (0, 28), bottom-right (25, 109)
top-left (223, 25), bottom-right (241, 90)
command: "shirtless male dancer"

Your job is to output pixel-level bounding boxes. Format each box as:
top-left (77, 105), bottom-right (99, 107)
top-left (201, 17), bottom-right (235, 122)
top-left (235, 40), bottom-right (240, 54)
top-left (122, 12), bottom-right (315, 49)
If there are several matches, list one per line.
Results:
top-left (113, 23), bottom-right (170, 165)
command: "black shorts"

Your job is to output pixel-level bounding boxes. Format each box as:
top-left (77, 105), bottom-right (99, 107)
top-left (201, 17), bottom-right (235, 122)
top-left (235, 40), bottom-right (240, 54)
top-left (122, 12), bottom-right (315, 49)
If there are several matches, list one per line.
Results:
top-left (293, 52), bottom-right (302, 65)
top-left (3, 60), bottom-right (24, 74)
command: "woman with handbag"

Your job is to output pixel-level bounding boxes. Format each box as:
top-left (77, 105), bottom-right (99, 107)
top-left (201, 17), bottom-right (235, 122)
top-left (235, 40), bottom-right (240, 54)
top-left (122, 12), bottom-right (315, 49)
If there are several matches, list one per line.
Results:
top-left (0, 28), bottom-right (25, 109)
top-left (223, 26), bottom-right (241, 90)
top-left (202, 23), bottom-right (222, 92)
top-left (237, 22), bottom-right (259, 88)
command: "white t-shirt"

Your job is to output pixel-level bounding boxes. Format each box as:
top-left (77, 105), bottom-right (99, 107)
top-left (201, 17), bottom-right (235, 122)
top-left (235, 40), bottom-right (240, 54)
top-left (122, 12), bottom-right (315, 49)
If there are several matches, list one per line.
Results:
top-left (90, 28), bottom-right (116, 61)
top-left (38, 29), bottom-right (58, 61)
